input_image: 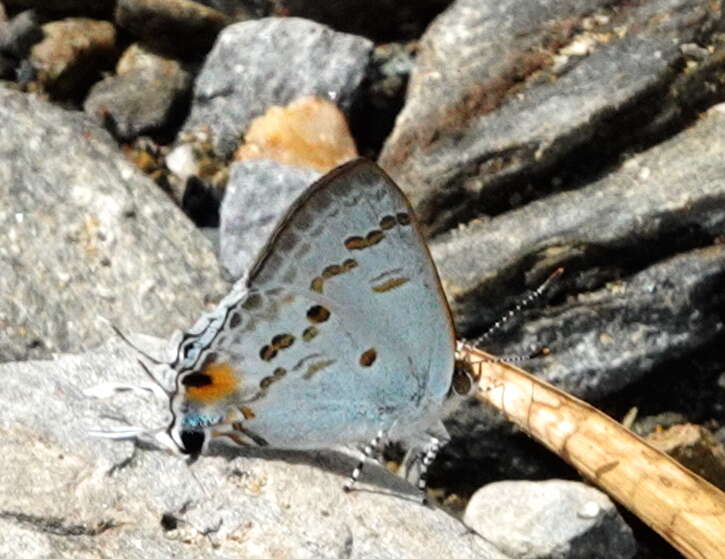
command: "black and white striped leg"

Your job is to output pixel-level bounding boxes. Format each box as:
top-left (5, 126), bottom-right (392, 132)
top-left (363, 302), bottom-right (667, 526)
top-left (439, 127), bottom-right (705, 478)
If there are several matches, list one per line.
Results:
top-left (416, 436), bottom-right (442, 504)
top-left (344, 430), bottom-right (384, 493)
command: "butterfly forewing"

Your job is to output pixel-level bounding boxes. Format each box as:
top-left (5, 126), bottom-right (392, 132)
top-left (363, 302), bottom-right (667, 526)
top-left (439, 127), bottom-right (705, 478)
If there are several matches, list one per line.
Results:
top-left (174, 159), bottom-right (456, 449)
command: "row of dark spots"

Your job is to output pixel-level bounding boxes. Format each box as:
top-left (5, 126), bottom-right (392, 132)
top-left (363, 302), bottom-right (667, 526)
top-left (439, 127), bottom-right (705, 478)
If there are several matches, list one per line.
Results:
top-left (310, 258), bottom-right (358, 294)
top-left (259, 367), bottom-right (287, 389)
top-left (259, 333), bottom-right (295, 362)
top-left (344, 212), bottom-right (411, 252)
top-left (259, 306), bottom-right (330, 362)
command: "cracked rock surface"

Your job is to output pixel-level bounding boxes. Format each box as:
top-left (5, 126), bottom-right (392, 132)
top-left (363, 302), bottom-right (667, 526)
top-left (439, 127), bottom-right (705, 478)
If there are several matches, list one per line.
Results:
top-left (379, 0), bottom-right (724, 235)
top-left (0, 88), bottom-right (228, 361)
top-left (0, 341), bottom-right (508, 559)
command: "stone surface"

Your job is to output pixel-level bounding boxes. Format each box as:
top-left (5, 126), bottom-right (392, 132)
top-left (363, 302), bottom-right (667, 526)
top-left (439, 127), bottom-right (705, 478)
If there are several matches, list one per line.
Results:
top-left (379, 0), bottom-right (724, 234)
top-left (84, 43), bottom-right (192, 140)
top-left (234, 96), bottom-right (358, 173)
top-left (220, 159), bottom-right (320, 280)
top-left (432, 104), bottom-right (725, 400)
top-left (0, 9), bottom-right (42, 58)
top-left (0, 340), bottom-right (510, 559)
top-left (464, 480), bottom-right (636, 559)
top-left (114, 0), bottom-right (233, 54)
top-left (182, 17), bottom-right (372, 158)
top-left (29, 17), bottom-right (118, 99)
top-left (0, 87), bottom-right (228, 361)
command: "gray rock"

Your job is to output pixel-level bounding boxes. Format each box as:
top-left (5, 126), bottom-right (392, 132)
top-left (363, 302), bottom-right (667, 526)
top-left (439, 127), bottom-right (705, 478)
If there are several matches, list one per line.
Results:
top-left (433, 103), bottom-right (725, 400)
top-left (0, 87), bottom-right (229, 361)
top-left (220, 159), bottom-right (321, 280)
top-left (379, 0), bottom-right (724, 234)
top-left (505, 246), bottom-right (725, 399)
top-left (464, 480), bottom-right (636, 559)
top-left (0, 9), bottom-right (42, 58)
top-left (114, 0), bottom-right (233, 54)
top-left (182, 17), bottom-right (372, 158)
top-left (84, 46), bottom-right (192, 140)
top-left (0, 341), bottom-right (510, 559)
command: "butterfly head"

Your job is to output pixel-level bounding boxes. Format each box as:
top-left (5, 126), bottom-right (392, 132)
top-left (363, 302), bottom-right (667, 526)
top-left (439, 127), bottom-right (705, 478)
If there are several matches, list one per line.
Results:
top-left (167, 352), bottom-right (243, 456)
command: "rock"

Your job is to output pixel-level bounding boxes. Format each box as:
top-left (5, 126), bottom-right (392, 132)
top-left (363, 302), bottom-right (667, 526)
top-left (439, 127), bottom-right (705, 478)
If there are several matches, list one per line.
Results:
top-left (0, 9), bottom-right (42, 58)
top-left (645, 424), bottom-right (725, 489)
top-left (631, 412), bottom-right (687, 437)
top-left (234, 96), bottom-right (358, 173)
top-left (0, 87), bottom-right (228, 361)
top-left (182, 17), bottom-right (372, 158)
top-left (29, 17), bottom-right (118, 99)
top-left (464, 480), bottom-right (636, 559)
top-left (276, 0), bottom-right (451, 41)
top-left (114, 0), bottom-right (234, 55)
top-left (191, 0), bottom-right (255, 19)
top-left (84, 43), bottom-right (192, 140)
top-left (379, 0), bottom-right (724, 234)
top-left (432, 104), bottom-right (725, 400)
top-left (0, 340), bottom-right (509, 559)
top-left (220, 159), bottom-right (320, 280)
top-left (165, 141), bottom-right (198, 182)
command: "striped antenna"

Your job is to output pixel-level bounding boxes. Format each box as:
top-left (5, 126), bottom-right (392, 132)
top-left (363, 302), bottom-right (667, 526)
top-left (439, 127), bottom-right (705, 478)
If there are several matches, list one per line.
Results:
top-left (467, 267), bottom-right (563, 350)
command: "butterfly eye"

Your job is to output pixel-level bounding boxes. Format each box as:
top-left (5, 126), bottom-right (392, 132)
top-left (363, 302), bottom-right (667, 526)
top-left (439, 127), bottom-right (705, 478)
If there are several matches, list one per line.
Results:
top-left (180, 430), bottom-right (205, 455)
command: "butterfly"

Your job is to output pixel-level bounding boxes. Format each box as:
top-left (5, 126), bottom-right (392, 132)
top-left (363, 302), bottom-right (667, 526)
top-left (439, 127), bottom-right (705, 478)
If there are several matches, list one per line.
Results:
top-left (92, 158), bottom-right (474, 497)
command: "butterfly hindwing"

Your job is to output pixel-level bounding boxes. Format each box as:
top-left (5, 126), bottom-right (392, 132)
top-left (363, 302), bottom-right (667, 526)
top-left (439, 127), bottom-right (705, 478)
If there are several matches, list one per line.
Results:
top-left (171, 159), bottom-right (456, 449)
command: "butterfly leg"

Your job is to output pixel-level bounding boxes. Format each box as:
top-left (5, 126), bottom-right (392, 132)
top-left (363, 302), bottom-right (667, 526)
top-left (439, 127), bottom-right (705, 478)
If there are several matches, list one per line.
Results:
top-left (415, 436), bottom-right (443, 505)
top-left (343, 429), bottom-right (384, 493)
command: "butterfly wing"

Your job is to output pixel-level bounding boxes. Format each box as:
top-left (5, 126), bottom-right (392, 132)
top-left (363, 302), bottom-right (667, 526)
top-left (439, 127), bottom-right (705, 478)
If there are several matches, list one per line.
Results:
top-left (171, 159), bottom-right (456, 450)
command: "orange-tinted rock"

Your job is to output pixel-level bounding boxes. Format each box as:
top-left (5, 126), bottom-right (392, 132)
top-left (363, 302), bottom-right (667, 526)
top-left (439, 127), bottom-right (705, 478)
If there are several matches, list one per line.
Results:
top-left (234, 96), bottom-right (357, 173)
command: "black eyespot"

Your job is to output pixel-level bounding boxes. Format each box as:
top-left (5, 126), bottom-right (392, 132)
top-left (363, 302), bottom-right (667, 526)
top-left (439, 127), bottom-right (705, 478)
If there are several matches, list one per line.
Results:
top-left (181, 372), bottom-right (212, 387)
top-left (180, 430), bottom-right (205, 455)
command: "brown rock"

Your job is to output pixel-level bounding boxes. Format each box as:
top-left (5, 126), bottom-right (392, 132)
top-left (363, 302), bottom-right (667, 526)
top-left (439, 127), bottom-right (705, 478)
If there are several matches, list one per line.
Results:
top-left (30, 17), bottom-right (117, 99)
top-left (115, 0), bottom-right (233, 55)
top-left (234, 96), bottom-right (358, 173)
top-left (646, 424), bottom-right (725, 489)
top-left (84, 42), bottom-right (192, 140)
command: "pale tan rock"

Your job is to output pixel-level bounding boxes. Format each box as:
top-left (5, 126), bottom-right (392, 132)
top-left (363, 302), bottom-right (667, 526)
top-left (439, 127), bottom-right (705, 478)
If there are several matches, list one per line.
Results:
top-left (30, 17), bottom-right (117, 98)
top-left (646, 424), bottom-right (725, 489)
top-left (234, 96), bottom-right (357, 173)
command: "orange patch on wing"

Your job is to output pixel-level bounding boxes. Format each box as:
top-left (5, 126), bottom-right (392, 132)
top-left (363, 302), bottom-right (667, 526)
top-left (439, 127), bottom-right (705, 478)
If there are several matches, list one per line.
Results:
top-left (186, 361), bottom-right (238, 405)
